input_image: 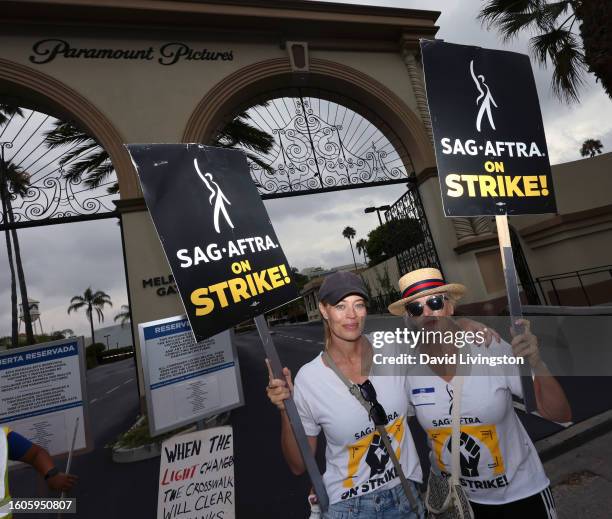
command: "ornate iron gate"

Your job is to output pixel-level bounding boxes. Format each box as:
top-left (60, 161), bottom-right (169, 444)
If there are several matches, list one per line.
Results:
top-left (0, 107), bottom-right (118, 232)
top-left (384, 180), bottom-right (442, 276)
top-left (231, 87), bottom-right (415, 199)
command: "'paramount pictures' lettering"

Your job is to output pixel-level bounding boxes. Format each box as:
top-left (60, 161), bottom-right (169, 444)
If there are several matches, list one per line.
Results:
top-left (30, 39), bottom-right (234, 66)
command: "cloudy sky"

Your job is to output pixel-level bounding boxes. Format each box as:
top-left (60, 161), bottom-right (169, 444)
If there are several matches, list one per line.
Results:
top-left (1, 0), bottom-right (610, 339)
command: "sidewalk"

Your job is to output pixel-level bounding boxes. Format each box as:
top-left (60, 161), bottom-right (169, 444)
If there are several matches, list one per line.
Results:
top-left (546, 425), bottom-right (612, 518)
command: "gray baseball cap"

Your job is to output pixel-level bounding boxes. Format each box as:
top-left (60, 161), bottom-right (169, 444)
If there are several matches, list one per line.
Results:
top-left (318, 271), bottom-right (368, 305)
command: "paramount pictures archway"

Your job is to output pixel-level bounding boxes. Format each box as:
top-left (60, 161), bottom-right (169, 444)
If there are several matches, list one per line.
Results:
top-left (0, 0), bottom-right (506, 401)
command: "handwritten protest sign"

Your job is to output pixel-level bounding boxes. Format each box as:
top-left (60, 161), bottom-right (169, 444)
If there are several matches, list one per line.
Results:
top-left (157, 426), bottom-right (235, 519)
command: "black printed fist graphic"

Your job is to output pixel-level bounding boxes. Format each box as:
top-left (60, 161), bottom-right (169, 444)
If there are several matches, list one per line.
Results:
top-left (365, 434), bottom-right (390, 478)
top-left (447, 432), bottom-right (480, 477)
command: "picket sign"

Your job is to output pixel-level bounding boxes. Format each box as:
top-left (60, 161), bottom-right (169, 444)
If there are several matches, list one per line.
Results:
top-left (419, 39), bottom-right (560, 412)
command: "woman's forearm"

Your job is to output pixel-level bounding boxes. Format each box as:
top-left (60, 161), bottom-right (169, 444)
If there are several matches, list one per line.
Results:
top-left (533, 362), bottom-right (572, 423)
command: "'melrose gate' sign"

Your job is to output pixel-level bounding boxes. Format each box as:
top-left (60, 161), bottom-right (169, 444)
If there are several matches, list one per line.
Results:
top-left (420, 40), bottom-right (557, 216)
top-left (128, 144), bottom-right (298, 343)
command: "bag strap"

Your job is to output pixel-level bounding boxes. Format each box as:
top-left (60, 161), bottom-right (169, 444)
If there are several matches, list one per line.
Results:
top-left (322, 350), bottom-right (418, 509)
top-left (450, 375), bottom-right (464, 486)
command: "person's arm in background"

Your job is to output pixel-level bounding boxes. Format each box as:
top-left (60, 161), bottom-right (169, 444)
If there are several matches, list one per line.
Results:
top-left (512, 319), bottom-right (572, 423)
top-left (8, 431), bottom-right (78, 492)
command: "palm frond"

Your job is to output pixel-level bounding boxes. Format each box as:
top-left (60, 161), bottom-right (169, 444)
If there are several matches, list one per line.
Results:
top-left (0, 104), bottom-right (24, 126)
top-left (498, 10), bottom-right (546, 40)
top-left (246, 153), bottom-right (275, 175)
top-left (57, 142), bottom-right (103, 168)
top-left (539, 1), bottom-right (571, 29)
top-left (44, 121), bottom-right (98, 149)
top-left (531, 28), bottom-right (586, 102)
top-left (83, 162), bottom-right (115, 189)
top-left (215, 115), bottom-right (274, 154)
top-left (3, 163), bottom-right (31, 196)
top-left (67, 301), bottom-right (86, 314)
top-left (61, 149), bottom-right (111, 182)
top-left (479, 0), bottom-right (542, 25)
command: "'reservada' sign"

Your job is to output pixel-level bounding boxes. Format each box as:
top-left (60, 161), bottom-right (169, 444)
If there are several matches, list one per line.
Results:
top-left (29, 39), bottom-right (234, 66)
top-left (127, 144), bottom-right (298, 343)
top-left (420, 40), bottom-right (557, 216)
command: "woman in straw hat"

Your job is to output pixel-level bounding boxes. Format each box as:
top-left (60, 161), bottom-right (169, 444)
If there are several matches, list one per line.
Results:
top-left (389, 267), bottom-right (571, 518)
top-left (266, 271), bottom-right (425, 518)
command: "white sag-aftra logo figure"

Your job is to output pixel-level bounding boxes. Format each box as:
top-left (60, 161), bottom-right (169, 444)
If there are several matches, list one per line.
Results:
top-left (193, 158), bottom-right (234, 234)
top-left (470, 60), bottom-right (498, 132)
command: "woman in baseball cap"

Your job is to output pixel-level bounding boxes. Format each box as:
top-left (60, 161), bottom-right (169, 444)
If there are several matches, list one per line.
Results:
top-left (266, 270), bottom-right (425, 518)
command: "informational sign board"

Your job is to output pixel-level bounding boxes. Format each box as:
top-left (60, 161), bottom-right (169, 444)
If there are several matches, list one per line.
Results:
top-left (157, 426), bottom-right (235, 519)
top-left (0, 338), bottom-right (90, 457)
top-left (420, 40), bottom-right (557, 216)
top-left (138, 315), bottom-right (244, 436)
top-left (127, 144), bottom-right (299, 343)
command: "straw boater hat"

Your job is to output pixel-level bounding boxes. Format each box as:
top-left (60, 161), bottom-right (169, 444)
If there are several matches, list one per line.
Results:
top-left (388, 268), bottom-right (466, 316)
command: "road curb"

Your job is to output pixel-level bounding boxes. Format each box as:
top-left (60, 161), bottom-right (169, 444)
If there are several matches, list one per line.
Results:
top-left (537, 409), bottom-right (612, 462)
top-left (111, 412), bottom-right (232, 463)
top-left (113, 442), bottom-right (161, 463)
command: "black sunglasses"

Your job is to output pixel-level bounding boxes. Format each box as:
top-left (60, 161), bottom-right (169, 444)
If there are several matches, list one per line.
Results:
top-left (358, 379), bottom-right (389, 426)
top-left (405, 295), bottom-right (448, 317)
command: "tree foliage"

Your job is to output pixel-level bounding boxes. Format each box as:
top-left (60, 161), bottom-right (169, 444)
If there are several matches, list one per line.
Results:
top-left (479, 0), bottom-right (612, 102)
top-left (67, 287), bottom-right (112, 346)
top-left (580, 138), bottom-right (603, 157)
top-left (365, 218), bottom-right (423, 266)
top-left (114, 304), bottom-right (131, 327)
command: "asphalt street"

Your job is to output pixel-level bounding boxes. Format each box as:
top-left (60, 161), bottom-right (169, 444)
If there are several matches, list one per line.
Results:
top-left (6, 318), bottom-right (612, 518)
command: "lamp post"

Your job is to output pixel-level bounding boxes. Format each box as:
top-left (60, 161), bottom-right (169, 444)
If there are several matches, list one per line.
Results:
top-left (104, 334), bottom-right (110, 350)
top-left (364, 205), bottom-right (391, 226)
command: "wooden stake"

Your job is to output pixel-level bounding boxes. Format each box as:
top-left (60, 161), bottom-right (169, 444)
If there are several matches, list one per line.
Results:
top-left (254, 315), bottom-right (329, 512)
top-left (495, 215), bottom-right (537, 413)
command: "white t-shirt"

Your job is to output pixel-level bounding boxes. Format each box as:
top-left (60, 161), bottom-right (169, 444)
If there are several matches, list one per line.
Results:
top-left (293, 352), bottom-right (422, 505)
top-left (406, 340), bottom-right (549, 505)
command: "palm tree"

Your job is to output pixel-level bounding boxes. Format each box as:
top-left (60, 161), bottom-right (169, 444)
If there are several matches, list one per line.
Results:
top-left (479, 1), bottom-right (611, 102)
top-left (2, 162), bottom-right (35, 345)
top-left (43, 107), bottom-right (275, 194)
top-left (580, 138), bottom-right (603, 157)
top-left (0, 111), bottom-right (35, 345)
top-left (0, 166), bottom-right (18, 346)
top-left (342, 226), bottom-right (358, 271)
top-left (356, 238), bottom-right (369, 264)
top-left (67, 288), bottom-right (112, 346)
top-left (114, 304), bottom-right (131, 327)
top-left (1, 104), bottom-right (23, 347)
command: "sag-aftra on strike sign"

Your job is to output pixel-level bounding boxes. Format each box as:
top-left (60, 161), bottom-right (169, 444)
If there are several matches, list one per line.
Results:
top-left (420, 40), bottom-right (557, 216)
top-left (128, 144), bottom-right (298, 343)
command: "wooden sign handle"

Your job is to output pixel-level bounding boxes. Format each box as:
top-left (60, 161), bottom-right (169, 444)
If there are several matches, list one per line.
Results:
top-left (495, 215), bottom-right (537, 413)
top-left (254, 315), bottom-right (330, 512)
